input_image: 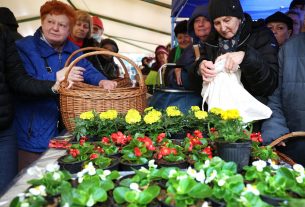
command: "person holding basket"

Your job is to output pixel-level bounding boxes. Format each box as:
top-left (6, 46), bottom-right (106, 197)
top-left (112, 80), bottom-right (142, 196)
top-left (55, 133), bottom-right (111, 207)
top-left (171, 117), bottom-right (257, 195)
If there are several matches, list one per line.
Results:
top-left (14, 0), bottom-right (117, 171)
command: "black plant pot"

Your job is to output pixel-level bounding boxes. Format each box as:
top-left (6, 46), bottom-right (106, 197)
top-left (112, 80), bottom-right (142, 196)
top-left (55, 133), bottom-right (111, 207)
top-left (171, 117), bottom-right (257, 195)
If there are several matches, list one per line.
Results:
top-left (105, 157), bottom-right (120, 171)
top-left (206, 198), bottom-right (226, 207)
top-left (215, 141), bottom-right (251, 172)
top-left (156, 159), bottom-right (189, 169)
top-left (58, 155), bottom-right (84, 174)
top-left (169, 131), bottom-right (187, 140)
top-left (260, 195), bottom-right (287, 207)
top-left (119, 160), bottom-right (148, 171)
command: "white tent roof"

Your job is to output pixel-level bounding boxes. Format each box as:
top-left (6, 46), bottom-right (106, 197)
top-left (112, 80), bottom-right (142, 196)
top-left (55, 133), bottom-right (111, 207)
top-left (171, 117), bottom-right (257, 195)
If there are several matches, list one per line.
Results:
top-left (1, 0), bottom-right (172, 55)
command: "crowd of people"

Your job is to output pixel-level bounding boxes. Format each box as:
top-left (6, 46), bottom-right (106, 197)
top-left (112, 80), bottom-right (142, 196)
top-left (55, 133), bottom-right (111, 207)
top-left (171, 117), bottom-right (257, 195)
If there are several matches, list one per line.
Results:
top-left (1, 0), bottom-right (305, 195)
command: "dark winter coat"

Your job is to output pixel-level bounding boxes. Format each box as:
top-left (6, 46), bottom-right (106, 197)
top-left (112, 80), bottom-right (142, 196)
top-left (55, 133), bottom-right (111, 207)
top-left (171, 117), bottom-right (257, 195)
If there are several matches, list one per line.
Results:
top-left (190, 15), bottom-right (279, 104)
top-left (0, 24), bottom-right (54, 131)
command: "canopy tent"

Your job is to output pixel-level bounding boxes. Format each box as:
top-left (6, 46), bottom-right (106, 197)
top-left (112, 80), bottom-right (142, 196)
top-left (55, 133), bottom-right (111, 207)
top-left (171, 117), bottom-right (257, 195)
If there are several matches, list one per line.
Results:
top-left (171, 0), bottom-right (291, 19)
top-left (1, 0), bottom-right (293, 55)
top-left (1, 0), bottom-right (172, 55)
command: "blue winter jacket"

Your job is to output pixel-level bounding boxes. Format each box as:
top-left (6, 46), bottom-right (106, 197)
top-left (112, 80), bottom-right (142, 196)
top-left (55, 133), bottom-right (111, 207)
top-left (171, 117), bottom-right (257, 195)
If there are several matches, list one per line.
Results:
top-left (14, 28), bottom-right (107, 152)
top-left (261, 33), bottom-right (305, 144)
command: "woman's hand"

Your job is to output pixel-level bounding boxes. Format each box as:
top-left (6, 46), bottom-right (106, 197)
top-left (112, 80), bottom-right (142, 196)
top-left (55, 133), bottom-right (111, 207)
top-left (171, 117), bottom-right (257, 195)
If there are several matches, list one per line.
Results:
top-left (68, 66), bottom-right (85, 82)
top-left (215, 51), bottom-right (245, 72)
top-left (99, 80), bottom-right (118, 90)
top-left (199, 60), bottom-right (216, 82)
top-left (52, 67), bottom-right (74, 93)
top-left (174, 68), bottom-right (182, 86)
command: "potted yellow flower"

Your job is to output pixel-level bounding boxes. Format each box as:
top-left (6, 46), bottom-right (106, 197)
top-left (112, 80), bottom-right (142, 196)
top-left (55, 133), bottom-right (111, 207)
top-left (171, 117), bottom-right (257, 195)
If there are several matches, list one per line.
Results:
top-left (207, 108), bottom-right (252, 172)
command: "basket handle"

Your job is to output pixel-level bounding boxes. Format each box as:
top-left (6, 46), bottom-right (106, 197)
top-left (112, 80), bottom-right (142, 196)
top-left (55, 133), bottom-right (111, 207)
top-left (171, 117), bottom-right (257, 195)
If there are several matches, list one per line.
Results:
top-left (268, 131), bottom-right (305, 147)
top-left (64, 47), bottom-right (129, 79)
top-left (63, 50), bottom-right (144, 87)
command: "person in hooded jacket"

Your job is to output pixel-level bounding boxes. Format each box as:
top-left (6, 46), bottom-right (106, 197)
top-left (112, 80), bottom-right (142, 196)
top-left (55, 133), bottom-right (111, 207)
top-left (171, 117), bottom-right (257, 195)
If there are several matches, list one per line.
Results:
top-left (195, 0), bottom-right (279, 131)
top-left (175, 5), bottom-right (212, 92)
top-left (93, 38), bottom-right (120, 80)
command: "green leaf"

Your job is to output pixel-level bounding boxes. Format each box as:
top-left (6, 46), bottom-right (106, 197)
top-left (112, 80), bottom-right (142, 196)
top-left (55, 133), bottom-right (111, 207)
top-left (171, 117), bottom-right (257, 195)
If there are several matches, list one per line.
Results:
top-left (177, 177), bottom-right (196, 194)
top-left (89, 186), bottom-right (107, 202)
top-left (100, 179), bottom-right (114, 191)
top-left (222, 162), bottom-right (237, 173)
top-left (113, 187), bottom-right (129, 204)
top-left (188, 183), bottom-right (211, 199)
top-left (125, 191), bottom-right (139, 203)
top-left (137, 185), bottom-right (160, 204)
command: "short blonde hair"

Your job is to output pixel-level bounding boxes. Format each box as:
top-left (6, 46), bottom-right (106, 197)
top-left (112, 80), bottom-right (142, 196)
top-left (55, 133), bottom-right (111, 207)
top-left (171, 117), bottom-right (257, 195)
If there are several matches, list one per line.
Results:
top-left (75, 10), bottom-right (92, 38)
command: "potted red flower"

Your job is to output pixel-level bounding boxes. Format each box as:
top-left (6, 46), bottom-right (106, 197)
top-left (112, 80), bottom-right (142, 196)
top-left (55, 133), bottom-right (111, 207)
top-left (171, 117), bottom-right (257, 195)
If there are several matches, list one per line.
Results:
top-left (183, 130), bottom-right (213, 165)
top-left (120, 135), bottom-right (156, 171)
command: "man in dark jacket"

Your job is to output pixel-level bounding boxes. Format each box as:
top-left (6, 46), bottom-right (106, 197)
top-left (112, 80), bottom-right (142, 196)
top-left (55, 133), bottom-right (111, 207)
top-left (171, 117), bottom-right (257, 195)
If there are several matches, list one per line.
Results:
top-left (0, 24), bottom-right (68, 195)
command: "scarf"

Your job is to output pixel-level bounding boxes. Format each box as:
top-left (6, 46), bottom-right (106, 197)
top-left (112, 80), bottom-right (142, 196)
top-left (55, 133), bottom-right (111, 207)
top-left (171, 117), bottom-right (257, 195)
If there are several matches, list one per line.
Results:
top-left (68, 36), bottom-right (83, 47)
top-left (173, 46), bottom-right (182, 63)
top-left (218, 19), bottom-right (245, 55)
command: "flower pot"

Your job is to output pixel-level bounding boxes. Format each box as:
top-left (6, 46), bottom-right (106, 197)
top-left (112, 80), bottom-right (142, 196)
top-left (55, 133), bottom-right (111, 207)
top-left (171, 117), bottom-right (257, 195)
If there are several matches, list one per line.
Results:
top-left (260, 195), bottom-right (287, 207)
top-left (206, 198), bottom-right (226, 207)
top-left (156, 159), bottom-right (189, 169)
top-left (107, 152), bottom-right (122, 159)
top-left (58, 155), bottom-right (84, 174)
top-left (105, 157), bottom-right (120, 171)
top-left (119, 160), bottom-right (148, 171)
top-left (169, 131), bottom-right (187, 140)
top-left (215, 141), bottom-right (251, 172)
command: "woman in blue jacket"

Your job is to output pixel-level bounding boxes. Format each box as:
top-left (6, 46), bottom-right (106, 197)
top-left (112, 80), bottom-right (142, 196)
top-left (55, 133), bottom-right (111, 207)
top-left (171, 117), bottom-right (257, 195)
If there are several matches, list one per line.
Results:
top-left (14, 0), bottom-right (117, 170)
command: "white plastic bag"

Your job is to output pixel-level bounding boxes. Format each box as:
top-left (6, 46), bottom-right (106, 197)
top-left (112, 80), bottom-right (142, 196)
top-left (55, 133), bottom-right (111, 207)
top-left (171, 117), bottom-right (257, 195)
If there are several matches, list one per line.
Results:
top-left (201, 59), bottom-right (272, 123)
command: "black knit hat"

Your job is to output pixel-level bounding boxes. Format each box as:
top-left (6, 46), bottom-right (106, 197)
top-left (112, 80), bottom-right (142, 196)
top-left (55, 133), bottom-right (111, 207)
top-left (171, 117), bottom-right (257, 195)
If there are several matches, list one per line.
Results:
top-left (265, 12), bottom-right (293, 30)
top-left (100, 38), bottom-right (119, 53)
top-left (174, 20), bottom-right (188, 37)
top-left (0, 7), bottom-right (19, 29)
top-left (208, 0), bottom-right (244, 21)
top-left (289, 0), bottom-right (305, 9)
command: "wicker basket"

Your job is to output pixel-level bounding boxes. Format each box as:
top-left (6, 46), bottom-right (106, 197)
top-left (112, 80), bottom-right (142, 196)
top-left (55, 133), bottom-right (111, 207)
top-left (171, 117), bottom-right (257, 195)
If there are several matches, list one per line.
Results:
top-left (59, 50), bottom-right (147, 132)
top-left (64, 47), bottom-right (132, 87)
top-left (269, 131), bottom-right (305, 165)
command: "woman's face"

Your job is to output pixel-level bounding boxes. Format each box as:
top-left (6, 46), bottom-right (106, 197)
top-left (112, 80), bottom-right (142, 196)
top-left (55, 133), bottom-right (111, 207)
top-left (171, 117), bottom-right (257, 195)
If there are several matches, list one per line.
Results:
top-left (267, 22), bottom-right (291, 46)
top-left (213, 16), bottom-right (241, 39)
top-left (176, 33), bottom-right (191, 49)
top-left (193, 16), bottom-right (211, 41)
top-left (157, 53), bottom-right (168, 65)
top-left (41, 14), bottom-right (70, 46)
top-left (71, 20), bottom-right (90, 41)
